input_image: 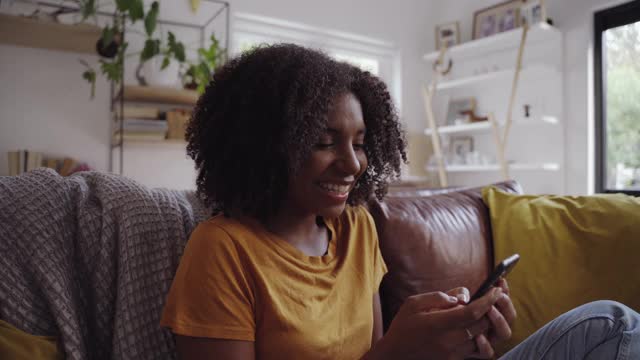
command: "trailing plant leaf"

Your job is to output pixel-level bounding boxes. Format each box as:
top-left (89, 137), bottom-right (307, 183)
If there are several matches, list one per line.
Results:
top-left (130, 0), bottom-right (145, 22)
top-left (101, 26), bottom-right (115, 49)
top-left (161, 56), bottom-right (170, 70)
top-left (98, 42), bottom-right (127, 83)
top-left (144, 1), bottom-right (159, 36)
top-left (167, 32), bottom-right (186, 62)
top-left (100, 60), bottom-right (121, 82)
top-left (141, 39), bottom-right (161, 62)
top-left (81, 68), bottom-right (96, 98)
top-left (80, 0), bottom-right (97, 21)
top-left (115, 0), bottom-right (128, 12)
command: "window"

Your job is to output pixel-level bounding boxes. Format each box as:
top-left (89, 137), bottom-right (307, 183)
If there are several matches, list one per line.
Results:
top-left (231, 13), bottom-right (401, 113)
top-left (594, 0), bottom-right (640, 195)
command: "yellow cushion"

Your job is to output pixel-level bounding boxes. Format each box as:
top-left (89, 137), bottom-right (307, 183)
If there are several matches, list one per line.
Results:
top-left (482, 187), bottom-right (640, 355)
top-left (0, 320), bottom-right (63, 360)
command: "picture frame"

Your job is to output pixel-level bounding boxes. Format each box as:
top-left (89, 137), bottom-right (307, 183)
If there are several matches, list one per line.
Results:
top-left (445, 97), bottom-right (476, 126)
top-left (520, 0), bottom-right (547, 26)
top-left (472, 0), bottom-right (522, 40)
top-left (450, 136), bottom-right (474, 160)
top-left (435, 21), bottom-right (460, 50)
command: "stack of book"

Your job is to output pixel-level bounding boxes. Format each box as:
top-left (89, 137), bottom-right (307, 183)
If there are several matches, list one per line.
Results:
top-left (113, 106), bottom-right (168, 142)
top-left (7, 150), bottom-right (42, 175)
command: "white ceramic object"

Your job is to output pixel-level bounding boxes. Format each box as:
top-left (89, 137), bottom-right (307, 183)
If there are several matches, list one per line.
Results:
top-left (142, 57), bottom-right (181, 88)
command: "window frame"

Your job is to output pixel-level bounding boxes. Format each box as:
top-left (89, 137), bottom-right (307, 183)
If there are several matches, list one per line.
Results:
top-left (594, 0), bottom-right (640, 195)
top-left (231, 12), bottom-right (402, 115)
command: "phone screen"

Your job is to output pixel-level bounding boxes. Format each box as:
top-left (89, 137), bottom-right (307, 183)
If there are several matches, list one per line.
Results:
top-left (469, 253), bottom-right (520, 302)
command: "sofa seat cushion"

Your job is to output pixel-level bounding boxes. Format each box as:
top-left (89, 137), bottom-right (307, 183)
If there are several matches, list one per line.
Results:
top-left (368, 181), bottom-right (522, 330)
top-left (483, 187), bottom-right (640, 355)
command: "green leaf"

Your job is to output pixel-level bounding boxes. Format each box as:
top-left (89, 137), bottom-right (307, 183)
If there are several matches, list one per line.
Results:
top-left (100, 60), bottom-right (122, 83)
top-left (174, 42), bottom-right (186, 62)
top-left (144, 1), bottom-right (159, 36)
top-left (82, 69), bottom-right (96, 98)
top-left (166, 32), bottom-right (186, 62)
top-left (80, 0), bottom-right (97, 21)
top-left (101, 26), bottom-right (115, 48)
top-left (161, 56), bottom-right (170, 70)
top-left (128, 0), bottom-right (145, 22)
top-left (140, 39), bottom-right (160, 62)
top-left (115, 0), bottom-right (128, 12)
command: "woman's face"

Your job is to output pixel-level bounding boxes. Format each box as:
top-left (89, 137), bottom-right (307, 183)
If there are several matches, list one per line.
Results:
top-left (284, 92), bottom-right (368, 219)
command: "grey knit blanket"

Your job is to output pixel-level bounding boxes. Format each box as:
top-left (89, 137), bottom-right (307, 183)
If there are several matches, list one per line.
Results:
top-left (0, 168), bottom-right (210, 359)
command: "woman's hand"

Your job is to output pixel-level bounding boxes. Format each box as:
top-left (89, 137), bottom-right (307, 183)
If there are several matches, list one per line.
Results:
top-left (369, 288), bottom-right (503, 360)
top-left (486, 278), bottom-right (517, 344)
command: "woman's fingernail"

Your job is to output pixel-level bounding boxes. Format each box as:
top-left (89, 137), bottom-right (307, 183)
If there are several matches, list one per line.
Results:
top-left (458, 293), bottom-right (470, 303)
top-left (449, 296), bottom-right (459, 303)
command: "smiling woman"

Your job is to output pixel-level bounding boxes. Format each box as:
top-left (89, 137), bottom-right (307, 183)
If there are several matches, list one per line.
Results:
top-left (160, 43), bottom-right (407, 359)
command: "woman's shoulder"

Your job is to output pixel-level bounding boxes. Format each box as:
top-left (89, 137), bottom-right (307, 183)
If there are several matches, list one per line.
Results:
top-left (188, 214), bottom-right (257, 252)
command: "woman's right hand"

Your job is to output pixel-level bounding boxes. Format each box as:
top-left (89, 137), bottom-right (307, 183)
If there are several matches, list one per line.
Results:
top-left (370, 287), bottom-right (503, 360)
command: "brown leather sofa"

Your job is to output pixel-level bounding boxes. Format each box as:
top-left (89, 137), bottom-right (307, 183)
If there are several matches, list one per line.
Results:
top-left (368, 180), bottom-right (522, 329)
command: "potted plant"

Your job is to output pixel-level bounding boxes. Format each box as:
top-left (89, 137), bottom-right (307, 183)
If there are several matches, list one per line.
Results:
top-left (181, 34), bottom-right (226, 94)
top-left (78, 0), bottom-right (186, 98)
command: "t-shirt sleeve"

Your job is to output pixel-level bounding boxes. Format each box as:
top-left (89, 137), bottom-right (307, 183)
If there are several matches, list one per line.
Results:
top-left (360, 207), bottom-right (388, 292)
top-left (160, 222), bottom-right (256, 341)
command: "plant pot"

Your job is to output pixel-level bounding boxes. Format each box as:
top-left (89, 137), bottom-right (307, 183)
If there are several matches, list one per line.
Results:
top-left (138, 57), bottom-right (181, 87)
top-left (96, 33), bottom-right (122, 59)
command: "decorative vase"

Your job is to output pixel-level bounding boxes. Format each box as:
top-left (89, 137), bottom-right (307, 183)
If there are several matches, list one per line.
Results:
top-left (136, 57), bottom-right (181, 88)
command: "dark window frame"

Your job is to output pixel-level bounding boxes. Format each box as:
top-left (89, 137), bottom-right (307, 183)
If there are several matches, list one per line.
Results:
top-left (594, 0), bottom-right (640, 196)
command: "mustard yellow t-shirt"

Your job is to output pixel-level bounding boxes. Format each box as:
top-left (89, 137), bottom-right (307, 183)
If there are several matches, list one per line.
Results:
top-left (161, 205), bottom-right (387, 359)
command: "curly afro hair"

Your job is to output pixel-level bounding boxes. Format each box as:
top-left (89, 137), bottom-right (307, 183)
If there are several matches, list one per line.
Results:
top-left (186, 43), bottom-right (407, 220)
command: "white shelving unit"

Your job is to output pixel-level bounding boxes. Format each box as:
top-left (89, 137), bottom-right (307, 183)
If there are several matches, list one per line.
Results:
top-left (422, 23), bottom-right (565, 194)
top-left (424, 116), bottom-right (558, 135)
top-left (423, 22), bottom-right (560, 62)
top-left (426, 163), bottom-right (560, 172)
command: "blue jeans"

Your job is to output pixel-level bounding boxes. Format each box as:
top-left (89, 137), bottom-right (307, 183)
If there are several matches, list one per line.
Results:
top-left (500, 301), bottom-right (640, 360)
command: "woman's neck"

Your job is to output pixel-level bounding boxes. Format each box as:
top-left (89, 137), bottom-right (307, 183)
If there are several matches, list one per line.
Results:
top-left (265, 210), bottom-right (329, 257)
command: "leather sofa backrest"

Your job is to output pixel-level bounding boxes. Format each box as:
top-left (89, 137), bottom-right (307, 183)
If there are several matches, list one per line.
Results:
top-left (368, 180), bottom-right (522, 329)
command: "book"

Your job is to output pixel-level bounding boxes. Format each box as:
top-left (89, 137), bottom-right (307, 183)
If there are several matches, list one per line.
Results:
top-left (166, 109), bottom-right (191, 140)
top-left (26, 151), bottom-right (42, 171)
top-left (115, 106), bottom-right (162, 119)
top-left (19, 150), bottom-right (26, 174)
top-left (59, 157), bottom-right (77, 176)
top-left (115, 118), bottom-right (169, 132)
top-left (112, 132), bottom-right (167, 142)
top-left (7, 151), bottom-right (19, 176)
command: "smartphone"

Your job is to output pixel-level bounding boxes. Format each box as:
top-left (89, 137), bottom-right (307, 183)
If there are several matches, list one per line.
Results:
top-left (469, 254), bottom-right (520, 302)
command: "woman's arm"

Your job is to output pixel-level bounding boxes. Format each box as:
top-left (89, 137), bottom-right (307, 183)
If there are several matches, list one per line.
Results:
top-left (372, 292), bottom-right (384, 345)
top-left (175, 336), bottom-right (255, 360)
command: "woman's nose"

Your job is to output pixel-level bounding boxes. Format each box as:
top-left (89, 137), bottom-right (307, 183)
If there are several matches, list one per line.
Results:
top-left (336, 145), bottom-right (362, 175)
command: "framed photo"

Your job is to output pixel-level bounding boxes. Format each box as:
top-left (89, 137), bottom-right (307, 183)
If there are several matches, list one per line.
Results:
top-left (473, 0), bottom-right (522, 39)
top-left (450, 136), bottom-right (474, 160)
top-left (520, 0), bottom-right (547, 26)
top-left (446, 97), bottom-right (476, 126)
top-left (435, 21), bottom-right (460, 50)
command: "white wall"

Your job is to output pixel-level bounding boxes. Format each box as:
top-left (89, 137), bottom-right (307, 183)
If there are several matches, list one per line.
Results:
top-left (431, 0), bottom-right (629, 194)
top-left (0, 0), bottom-right (439, 189)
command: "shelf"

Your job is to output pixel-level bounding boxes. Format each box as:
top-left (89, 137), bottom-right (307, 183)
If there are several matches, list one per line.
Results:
top-left (426, 163), bottom-right (560, 172)
top-left (0, 13), bottom-right (101, 54)
top-left (111, 138), bottom-right (186, 148)
top-left (424, 116), bottom-right (558, 135)
top-left (122, 85), bottom-right (199, 106)
top-left (423, 22), bottom-right (561, 62)
top-left (435, 65), bottom-right (558, 90)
